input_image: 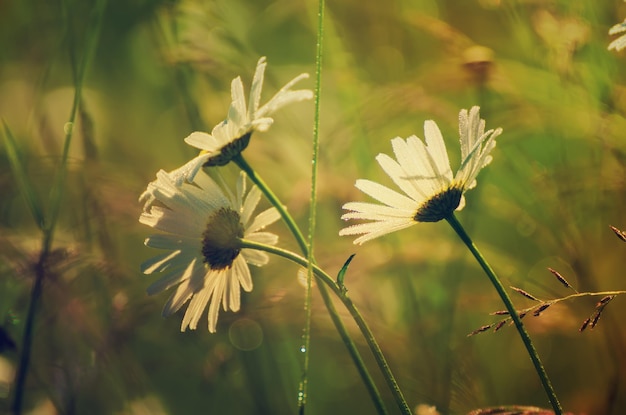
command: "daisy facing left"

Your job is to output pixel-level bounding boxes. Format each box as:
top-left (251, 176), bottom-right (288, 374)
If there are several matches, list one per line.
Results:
top-left (165, 56), bottom-right (313, 188)
top-left (139, 170), bottom-right (280, 332)
top-left (139, 57), bottom-right (313, 210)
top-left (340, 106), bottom-right (501, 245)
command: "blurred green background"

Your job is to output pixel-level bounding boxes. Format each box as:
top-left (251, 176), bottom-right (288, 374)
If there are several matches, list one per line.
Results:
top-left (1, 0), bottom-right (626, 414)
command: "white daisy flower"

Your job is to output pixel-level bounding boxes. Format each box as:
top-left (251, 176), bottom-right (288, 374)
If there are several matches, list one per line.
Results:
top-left (139, 170), bottom-right (280, 332)
top-left (139, 57), bottom-right (312, 211)
top-left (339, 106), bottom-right (502, 245)
top-left (139, 156), bottom-right (215, 211)
top-left (609, 19), bottom-right (626, 51)
top-left (179, 56), bottom-right (312, 178)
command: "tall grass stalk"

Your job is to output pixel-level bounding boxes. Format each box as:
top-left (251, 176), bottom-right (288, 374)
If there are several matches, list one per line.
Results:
top-left (445, 213), bottom-right (563, 414)
top-left (298, 0), bottom-right (326, 412)
top-left (236, 152), bottom-right (411, 414)
top-left (234, 155), bottom-right (390, 414)
top-left (9, 1), bottom-right (106, 413)
top-left (238, 238), bottom-right (412, 414)
top-left (2, 124), bottom-right (45, 230)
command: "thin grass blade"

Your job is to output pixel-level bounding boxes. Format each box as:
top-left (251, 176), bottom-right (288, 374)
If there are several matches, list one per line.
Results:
top-left (2, 121), bottom-right (45, 229)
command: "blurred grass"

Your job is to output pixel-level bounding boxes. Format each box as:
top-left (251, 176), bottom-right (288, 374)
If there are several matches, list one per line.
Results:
top-left (1, 0), bottom-right (626, 414)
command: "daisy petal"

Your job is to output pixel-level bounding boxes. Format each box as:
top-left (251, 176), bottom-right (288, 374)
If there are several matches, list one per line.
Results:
top-left (234, 255), bottom-right (254, 290)
top-left (246, 208), bottom-right (280, 234)
top-left (423, 120), bottom-right (453, 182)
top-left (354, 179), bottom-right (417, 210)
top-left (340, 106), bottom-right (501, 243)
top-left (141, 250), bottom-right (184, 274)
top-left (207, 274), bottom-right (226, 333)
top-left (184, 132), bottom-right (216, 151)
top-left (146, 257), bottom-right (200, 295)
top-left (248, 57), bottom-right (267, 119)
top-left (245, 231), bottom-right (279, 246)
top-left (178, 57), bottom-right (312, 167)
top-left (339, 219), bottom-right (416, 245)
top-left (241, 249), bottom-right (270, 267)
top-left (139, 170), bottom-right (278, 332)
top-left (341, 201), bottom-right (415, 219)
top-left (182, 281), bottom-right (212, 331)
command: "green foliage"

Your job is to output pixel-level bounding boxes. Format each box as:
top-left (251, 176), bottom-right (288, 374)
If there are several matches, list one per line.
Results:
top-left (337, 254), bottom-right (356, 292)
top-left (2, 0), bottom-right (626, 414)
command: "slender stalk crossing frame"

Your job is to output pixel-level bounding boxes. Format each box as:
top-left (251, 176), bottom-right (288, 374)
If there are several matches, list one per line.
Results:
top-left (10, 1), bottom-right (106, 413)
top-left (445, 213), bottom-right (563, 414)
top-left (239, 239), bottom-right (411, 414)
top-left (234, 155), bottom-right (389, 414)
top-left (235, 154), bottom-right (408, 415)
top-left (298, 0), bottom-right (326, 410)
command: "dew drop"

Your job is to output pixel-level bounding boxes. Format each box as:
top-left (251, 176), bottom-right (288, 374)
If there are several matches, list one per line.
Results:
top-left (300, 346), bottom-right (306, 353)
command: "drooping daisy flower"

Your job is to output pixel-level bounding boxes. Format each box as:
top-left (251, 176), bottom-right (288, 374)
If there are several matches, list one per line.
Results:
top-left (609, 18), bottom-right (626, 51)
top-left (139, 157), bottom-right (217, 211)
top-left (138, 58), bottom-right (312, 210)
top-left (340, 106), bottom-right (502, 245)
top-left (177, 56), bottom-right (313, 182)
top-left (139, 170), bottom-right (280, 332)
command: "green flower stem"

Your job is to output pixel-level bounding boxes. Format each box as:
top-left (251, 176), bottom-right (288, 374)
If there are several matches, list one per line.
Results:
top-left (234, 154), bottom-right (388, 414)
top-left (312, 275), bottom-right (388, 415)
top-left (300, 0), bottom-right (325, 409)
top-left (445, 213), bottom-right (563, 414)
top-left (239, 237), bottom-right (410, 415)
top-left (234, 155), bottom-right (308, 254)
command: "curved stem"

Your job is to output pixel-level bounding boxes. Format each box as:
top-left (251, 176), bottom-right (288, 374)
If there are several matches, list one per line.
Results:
top-left (234, 154), bottom-right (308, 254)
top-left (236, 154), bottom-right (410, 414)
top-left (235, 155), bottom-right (388, 414)
top-left (240, 239), bottom-right (410, 415)
top-left (546, 291), bottom-right (626, 302)
top-left (445, 213), bottom-right (563, 414)
top-left (314, 278), bottom-right (388, 415)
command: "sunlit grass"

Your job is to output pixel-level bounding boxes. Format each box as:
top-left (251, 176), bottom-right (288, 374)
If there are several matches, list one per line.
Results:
top-left (2, 0), bottom-right (626, 414)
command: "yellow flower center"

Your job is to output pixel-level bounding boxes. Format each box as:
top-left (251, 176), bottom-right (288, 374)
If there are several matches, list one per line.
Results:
top-left (201, 207), bottom-right (245, 269)
top-left (414, 186), bottom-right (463, 222)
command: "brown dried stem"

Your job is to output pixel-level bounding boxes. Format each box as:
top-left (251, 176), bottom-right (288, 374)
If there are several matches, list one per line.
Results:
top-left (470, 290), bottom-right (626, 336)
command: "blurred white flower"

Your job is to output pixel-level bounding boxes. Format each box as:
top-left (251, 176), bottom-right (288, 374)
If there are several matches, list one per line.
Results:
top-left (340, 106), bottom-right (501, 245)
top-left (415, 404), bottom-right (440, 415)
top-left (609, 19), bottom-right (626, 51)
top-left (139, 171), bottom-right (279, 332)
